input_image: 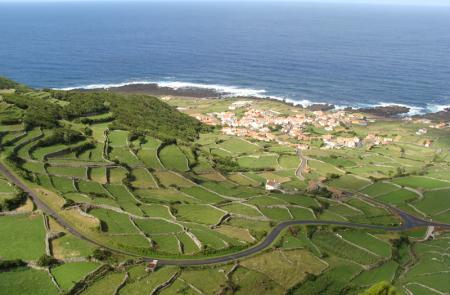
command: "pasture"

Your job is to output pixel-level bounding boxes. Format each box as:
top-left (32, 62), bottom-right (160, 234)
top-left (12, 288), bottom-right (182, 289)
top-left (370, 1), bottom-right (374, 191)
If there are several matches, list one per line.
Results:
top-left (0, 213), bottom-right (46, 260)
top-left (218, 138), bottom-right (260, 154)
top-left (159, 144), bottom-right (189, 172)
top-left (0, 267), bottom-right (58, 295)
top-left (51, 262), bottom-right (100, 292)
top-left (174, 204), bottom-right (225, 225)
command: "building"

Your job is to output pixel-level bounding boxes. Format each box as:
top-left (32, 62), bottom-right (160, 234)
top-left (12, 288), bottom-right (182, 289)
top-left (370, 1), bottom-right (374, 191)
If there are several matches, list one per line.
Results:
top-left (146, 260), bottom-right (158, 272)
top-left (430, 122), bottom-right (447, 129)
top-left (416, 128), bottom-right (428, 135)
top-left (423, 139), bottom-right (433, 148)
top-left (228, 100), bottom-right (252, 110)
top-left (265, 180), bottom-right (281, 191)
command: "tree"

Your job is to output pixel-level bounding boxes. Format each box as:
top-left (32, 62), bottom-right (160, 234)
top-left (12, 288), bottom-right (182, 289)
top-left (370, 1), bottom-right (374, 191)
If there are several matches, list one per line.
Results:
top-left (92, 248), bottom-right (112, 261)
top-left (37, 254), bottom-right (57, 267)
top-left (360, 281), bottom-right (399, 295)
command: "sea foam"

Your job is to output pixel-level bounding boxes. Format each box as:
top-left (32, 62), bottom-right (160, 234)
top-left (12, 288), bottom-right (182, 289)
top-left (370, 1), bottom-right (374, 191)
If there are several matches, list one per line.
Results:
top-left (56, 80), bottom-right (448, 115)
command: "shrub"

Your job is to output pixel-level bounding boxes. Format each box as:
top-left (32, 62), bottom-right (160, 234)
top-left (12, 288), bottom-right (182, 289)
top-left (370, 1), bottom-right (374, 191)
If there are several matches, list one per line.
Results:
top-left (37, 254), bottom-right (58, 267)
top-left (0, 191), bottom-right (28, 212)
top-left (360, 281), bottom-right (399, 295)
top-left (92, 248), bottom-right (112, 261)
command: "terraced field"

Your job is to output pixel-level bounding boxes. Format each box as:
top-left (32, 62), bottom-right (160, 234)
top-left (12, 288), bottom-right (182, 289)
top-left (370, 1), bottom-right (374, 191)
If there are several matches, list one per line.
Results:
top-left (1, 85), bottom-right (449, 294)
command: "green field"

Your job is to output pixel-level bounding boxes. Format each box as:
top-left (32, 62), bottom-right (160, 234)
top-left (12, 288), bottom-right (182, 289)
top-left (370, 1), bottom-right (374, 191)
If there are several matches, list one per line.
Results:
top-left (218, 138), bottom-right (260, 154)
top-left (131, 168), bottom-right (157, 189)
top-left (118, 266), bottom-right (179, 295)
top-left (82, 272), bottom-right (126, 295)
top-left (180, 186), bottom-right (224, 203)
top-left (352, 260), bottom-right (398, 286)
top-left (153, 171), bottom-right (193, 187)
top-left (221, 202), bottom-right (263, 217)
top-left (328, 174), bottom-right (372, 191)
top-left (52, 232), bottom-right (96, 259)
top-left (376, 189), bottom-right (418, 205)
top-left (109, 146), bottom-right (141, 166)
top-left (174, 204), bottom-right (225, 225)
top-left (238, 154), bottom-right (279, 169)
top-left (90, 208), bottom-right (138, 234)
top-left (338, 229), bottom-right (391, 257)
top-left (361, 182), bottom-right (399, 197)
top-left (48, 166), bottom-right (87, 179)
top-left (0, 178), bottom-right (15, 193)
top-left (1, 80), bottom-right (449, 294)
top-left (392, 176), bottom-right (450, 190)
top-left (413, 189), bottom-right (450, 221)
top-left (134, 218), bottom-right (182, 235)
top-left (89, 167), bottom-right (107, 184)
top-left (0, 213), bottom-right (46, 260)
top-left (108, 130), bottom-right (129, 147)
top-left (278, 154), bottom-right (300, 169)
top-left (51, 262), bottom-right (100, 292)
top-left (312, 231), bottom-right (380, 265)
top-left (0, 267), bottom-right (59, 295)
top-left (159, 144), bottom-right (189, 172)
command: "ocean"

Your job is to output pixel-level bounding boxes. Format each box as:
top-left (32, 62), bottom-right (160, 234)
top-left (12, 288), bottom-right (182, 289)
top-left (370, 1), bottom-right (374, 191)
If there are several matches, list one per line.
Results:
top-left (0, 1), bottom-right (449, 114)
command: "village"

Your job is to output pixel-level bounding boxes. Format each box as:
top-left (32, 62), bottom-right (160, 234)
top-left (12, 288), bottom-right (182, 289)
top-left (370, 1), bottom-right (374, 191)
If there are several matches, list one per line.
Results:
top-left (194, 100), bottom-right (449, 150)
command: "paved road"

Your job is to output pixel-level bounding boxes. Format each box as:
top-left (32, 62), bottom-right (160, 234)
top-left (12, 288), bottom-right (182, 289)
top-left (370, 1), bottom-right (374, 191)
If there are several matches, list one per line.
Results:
top-left (1, 161), bottom-right (449, 266)
top-left (0, 162), bottom-right (135, 257)
top-left (295, 149), bottom-right (307, 181)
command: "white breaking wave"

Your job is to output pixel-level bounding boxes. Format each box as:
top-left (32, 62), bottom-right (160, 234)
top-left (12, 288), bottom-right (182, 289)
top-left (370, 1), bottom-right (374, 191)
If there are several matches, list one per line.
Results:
top-left (57, 80), bottom-right (270, 98)
top-left (157, 81), bottom-right (269, 98)
top-left (55, 80), bottom-right (449, 115)
top-left (426, 103), bottom-right (450, 113)
top-left (57, 80), bottom-right (162, 91)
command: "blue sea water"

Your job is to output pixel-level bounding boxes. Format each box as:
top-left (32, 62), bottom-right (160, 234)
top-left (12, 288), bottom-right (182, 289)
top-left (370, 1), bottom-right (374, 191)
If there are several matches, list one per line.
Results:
top-left (0, 1), bottom-right (449, 113)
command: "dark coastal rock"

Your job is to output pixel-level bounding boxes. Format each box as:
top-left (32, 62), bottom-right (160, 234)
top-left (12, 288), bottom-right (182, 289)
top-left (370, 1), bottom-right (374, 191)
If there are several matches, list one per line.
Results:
top-left (359, 105), bottom-right (410, 117)
top-left (414, 107), bottom-right (450, 122)
top-left (89, 83), bottom-right (220, 98)
top-left (307, 104), bottom-right (335, 112)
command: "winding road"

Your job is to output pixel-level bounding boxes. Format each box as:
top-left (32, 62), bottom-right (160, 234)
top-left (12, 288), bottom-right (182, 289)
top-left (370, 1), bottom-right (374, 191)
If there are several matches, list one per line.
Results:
top-left (295, 148), bottom-right (307, 181)
top-left (1, 161), bottom-right (449, 266)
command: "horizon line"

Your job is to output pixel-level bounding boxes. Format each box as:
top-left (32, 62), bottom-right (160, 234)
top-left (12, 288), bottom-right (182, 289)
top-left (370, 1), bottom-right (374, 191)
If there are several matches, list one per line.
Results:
top-left (1, 0), bottom-right (450, 8)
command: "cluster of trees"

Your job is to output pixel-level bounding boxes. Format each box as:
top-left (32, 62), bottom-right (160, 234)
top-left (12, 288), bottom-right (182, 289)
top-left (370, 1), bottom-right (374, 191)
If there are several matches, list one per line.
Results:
top-left (391, 236), bottom-right (410, 263)
top-left (0, 76), bottom-right (28, 92)
top-left (30, 128), bottom-right (85, 152)
top-left (0, 102), bottom-right (23, 125)
top-left (49, 91), bottom-right (110, 119)
top-left (3, 93), bottom-right (62, 128)
top-left (3, 78), bottom-right (211, 143)
top-left (91, 248), bottom-right (112, 261)
top-left (108, 95), bottom-right (209, 142)
top-left (0, 191), bottom-right (28, 212)
top-left (211, 155), bottom-right (243, 173)
top-left (2, 90), bottom-right (111, 129)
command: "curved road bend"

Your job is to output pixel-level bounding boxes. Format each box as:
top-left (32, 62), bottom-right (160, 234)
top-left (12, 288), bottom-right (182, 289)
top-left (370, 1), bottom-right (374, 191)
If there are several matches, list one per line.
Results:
top-left (295, 149), bottom-right (307, 181)
top-left (1, 162), bottom-right (449, 266)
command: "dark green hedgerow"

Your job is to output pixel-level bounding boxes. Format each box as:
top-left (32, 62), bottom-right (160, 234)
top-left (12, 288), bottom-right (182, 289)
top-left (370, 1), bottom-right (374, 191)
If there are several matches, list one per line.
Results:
top-left (0, 259), bottom-right (27, 271)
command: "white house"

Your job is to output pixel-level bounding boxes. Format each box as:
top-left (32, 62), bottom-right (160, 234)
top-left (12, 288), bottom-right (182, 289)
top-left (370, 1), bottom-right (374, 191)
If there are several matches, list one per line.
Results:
top-left (265, 180), bottom-right (281, 191)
